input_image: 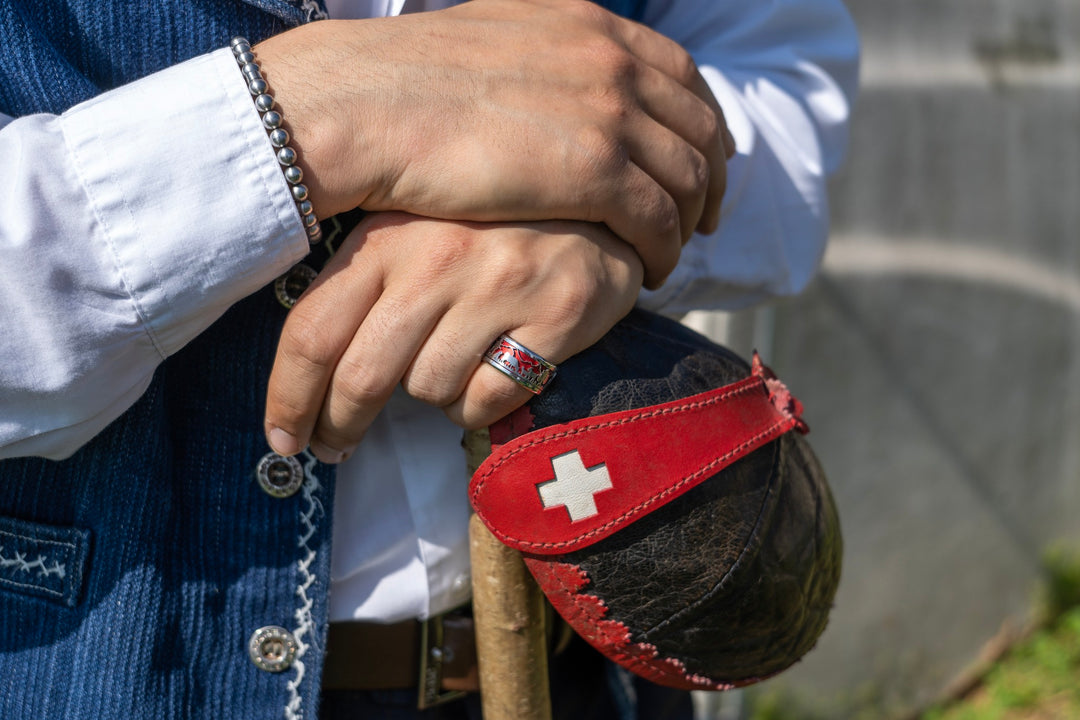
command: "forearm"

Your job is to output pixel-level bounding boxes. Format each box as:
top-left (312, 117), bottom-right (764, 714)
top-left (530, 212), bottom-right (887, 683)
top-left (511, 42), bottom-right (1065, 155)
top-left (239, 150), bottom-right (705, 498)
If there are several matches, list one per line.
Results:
top-left (0, 50), bottom-right (309, 459)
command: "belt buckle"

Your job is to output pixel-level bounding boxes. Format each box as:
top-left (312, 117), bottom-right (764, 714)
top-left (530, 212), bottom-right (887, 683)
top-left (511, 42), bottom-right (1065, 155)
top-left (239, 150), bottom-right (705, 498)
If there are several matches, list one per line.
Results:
top-left (417, 613), bottom-right (468, 709)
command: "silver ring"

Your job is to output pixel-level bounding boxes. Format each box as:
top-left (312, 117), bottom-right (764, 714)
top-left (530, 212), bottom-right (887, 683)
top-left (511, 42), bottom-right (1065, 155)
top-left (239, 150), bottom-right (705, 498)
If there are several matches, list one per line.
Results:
top-left (483, 335), bottom-right (557, 394)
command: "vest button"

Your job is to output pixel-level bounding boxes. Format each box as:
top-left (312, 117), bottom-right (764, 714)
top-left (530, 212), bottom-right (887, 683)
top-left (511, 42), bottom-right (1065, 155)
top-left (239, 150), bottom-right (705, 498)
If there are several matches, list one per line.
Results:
top-left (255, 452), bottom-right (304, 499)
top-left (274, 263), bottom-right (318, 309)
top-left (248, 626), bottom-right (297, 673)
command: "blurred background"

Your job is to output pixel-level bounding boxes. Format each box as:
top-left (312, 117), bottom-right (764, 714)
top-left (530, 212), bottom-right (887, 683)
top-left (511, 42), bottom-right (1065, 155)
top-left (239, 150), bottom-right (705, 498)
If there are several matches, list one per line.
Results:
top-left (686, 0), bottom-right (1080, 716)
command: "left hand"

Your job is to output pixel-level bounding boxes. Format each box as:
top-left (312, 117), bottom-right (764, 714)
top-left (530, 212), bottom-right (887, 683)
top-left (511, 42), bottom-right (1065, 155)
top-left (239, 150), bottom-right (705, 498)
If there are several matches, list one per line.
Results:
top-left (255, 1), bottom-right (734, 289)
top-left (263, 212), bottom-right (643, 463)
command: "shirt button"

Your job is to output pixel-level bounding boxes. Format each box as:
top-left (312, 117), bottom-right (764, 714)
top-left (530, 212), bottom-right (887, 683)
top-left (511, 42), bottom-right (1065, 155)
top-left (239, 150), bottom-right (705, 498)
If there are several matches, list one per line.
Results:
top-left (255, 452), bottom-right (304, 499)
top-left (274, 263), bottom-right (318, 309)
top-left (248, 625), bottom-right (298, 673)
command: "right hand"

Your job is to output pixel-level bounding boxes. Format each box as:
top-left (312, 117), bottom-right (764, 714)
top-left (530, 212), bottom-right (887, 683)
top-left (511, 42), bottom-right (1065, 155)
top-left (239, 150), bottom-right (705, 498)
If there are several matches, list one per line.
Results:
top-left (263, 213), bottom-right (644, 462)
top-left (255, 0), bottom-right (735, 288)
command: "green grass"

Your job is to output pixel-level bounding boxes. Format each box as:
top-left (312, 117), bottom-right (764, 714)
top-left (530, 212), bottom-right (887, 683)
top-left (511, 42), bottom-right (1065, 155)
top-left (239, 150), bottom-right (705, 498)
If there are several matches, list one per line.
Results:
top-left (919, 606), bottom-right (1080, 720)
top-left (744, 546), bottom-right (1080, 720)
top-left (919, 547), bottom-right (1080, 720)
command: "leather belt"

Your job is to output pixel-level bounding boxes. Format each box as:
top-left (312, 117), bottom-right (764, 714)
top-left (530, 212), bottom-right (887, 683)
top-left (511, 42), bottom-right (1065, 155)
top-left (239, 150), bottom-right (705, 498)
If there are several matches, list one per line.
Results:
top-left (322, 610), bottom-right (479, 709)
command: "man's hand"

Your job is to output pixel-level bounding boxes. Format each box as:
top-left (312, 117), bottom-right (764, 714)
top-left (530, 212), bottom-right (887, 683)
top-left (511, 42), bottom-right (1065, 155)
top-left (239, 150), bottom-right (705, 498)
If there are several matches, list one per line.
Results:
top-left (263, 213), bottom-right (644, 462)
top-left (256, 0), bottom-right (734, 288)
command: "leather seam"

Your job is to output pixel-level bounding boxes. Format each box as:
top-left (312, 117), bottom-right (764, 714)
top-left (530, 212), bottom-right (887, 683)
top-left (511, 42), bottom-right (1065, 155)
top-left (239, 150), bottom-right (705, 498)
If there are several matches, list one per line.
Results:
top-left (641, 436), bottom-right (787, 640)
top-left (474, 379), bottom-right (793, 551)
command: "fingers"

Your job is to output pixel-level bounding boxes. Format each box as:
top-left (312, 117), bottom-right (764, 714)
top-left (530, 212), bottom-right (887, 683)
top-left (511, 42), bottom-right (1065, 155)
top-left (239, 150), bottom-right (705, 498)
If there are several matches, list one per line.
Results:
top-left (441, 328), bottom-right (558, 430)
top-left (610, 16), bottom-right (734, 234)
top-left (263, 224), bottom-right (388, 462)
top-left (581, 88), bottom-right (716, 288)
top-left (404, 318), bottom-right (543, 431)
top-left (404, 307), bottom-right (571, 430)
top-left (309, 291), bottom-right (441, 461)
top-left (592, 160), bottom-right (680, 290)
top-left (532, 3), bottom-right (729, 282)
top-left (440, 222), bottom-right (643, 428)
top-left (624, 71), bottom-right (716, 244)
top-left (265, 211), bottom-right (644, 463)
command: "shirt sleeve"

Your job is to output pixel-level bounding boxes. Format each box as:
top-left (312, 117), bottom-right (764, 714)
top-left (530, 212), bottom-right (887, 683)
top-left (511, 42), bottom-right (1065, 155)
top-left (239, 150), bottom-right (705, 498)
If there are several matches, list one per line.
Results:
top-left (0, 48), bottom-right (311, 460)
top-left (636, 0), bottom-right (860, 314)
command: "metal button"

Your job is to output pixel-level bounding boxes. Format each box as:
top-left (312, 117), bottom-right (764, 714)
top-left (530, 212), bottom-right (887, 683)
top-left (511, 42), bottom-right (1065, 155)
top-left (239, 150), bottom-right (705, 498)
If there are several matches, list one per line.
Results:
top-left (255, 452), bottom-right (304, 499)
top-left (274, 263), bottom-right (318, 309)
top-left (248, 625), bottom-right (297, 673)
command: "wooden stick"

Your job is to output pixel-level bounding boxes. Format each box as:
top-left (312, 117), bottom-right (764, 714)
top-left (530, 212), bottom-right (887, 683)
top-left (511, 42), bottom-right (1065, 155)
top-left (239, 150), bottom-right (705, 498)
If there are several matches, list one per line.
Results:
top-left (466, 429), bottom-right (553, 720)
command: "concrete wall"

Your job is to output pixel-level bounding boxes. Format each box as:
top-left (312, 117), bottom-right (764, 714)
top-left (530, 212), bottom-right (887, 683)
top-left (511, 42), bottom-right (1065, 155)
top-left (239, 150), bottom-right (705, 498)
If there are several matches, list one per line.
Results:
top-left (694, 1), bottom-right (1080, 716)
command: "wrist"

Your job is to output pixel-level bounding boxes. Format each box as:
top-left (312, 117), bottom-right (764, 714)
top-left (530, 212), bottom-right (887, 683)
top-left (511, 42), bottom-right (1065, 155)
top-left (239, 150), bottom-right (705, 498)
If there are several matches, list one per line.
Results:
top-left (232, 36), bottom-right (324, 243)
top-left (252, 21), bottom-right (382, 220)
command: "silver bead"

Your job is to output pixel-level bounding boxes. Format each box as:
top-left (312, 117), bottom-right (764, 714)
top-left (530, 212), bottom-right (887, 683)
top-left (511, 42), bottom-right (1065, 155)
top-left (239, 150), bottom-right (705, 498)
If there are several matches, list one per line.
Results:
top-left (291, 184), bottom-right (309, 202)
top-left (302, 212), bottom-right (318, 229)
top-left (284, 165), bottom-right (303, 184)
top-left (277, 147), bottom-right (297, 166)
top-left (255, 93), bottom-right (275, 112)
top-left (269, 128), bottom-right (290, 148)
top-left (241, 62), bottom-right (261, 79)
top-left (262, 111), bottom-right (282, 130)
top-left (232, 43), bottom-right (251, 57)
top-left (230, 36), bottom-right (249, 49)
top-left (307, 224), bottom-right (323, 243)
top-left (297, 200), bottom-right (313, 216)
top-left (236, 50), bottom-right (255, 66)
top-left (248, 78), bottom-right (268, 96)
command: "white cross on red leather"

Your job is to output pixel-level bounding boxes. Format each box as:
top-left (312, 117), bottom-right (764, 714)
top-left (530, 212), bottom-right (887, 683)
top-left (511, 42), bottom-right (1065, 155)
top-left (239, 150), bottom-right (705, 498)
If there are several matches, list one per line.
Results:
top-left (470, 361), bottom-right (805, 556)
top-left (537, 451), bottom-right (613, 522)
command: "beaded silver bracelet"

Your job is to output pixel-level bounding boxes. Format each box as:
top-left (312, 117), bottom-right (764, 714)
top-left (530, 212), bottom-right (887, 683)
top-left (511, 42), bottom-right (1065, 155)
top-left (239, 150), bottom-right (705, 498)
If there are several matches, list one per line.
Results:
top-left (230, 36), bottom-right (322, 244)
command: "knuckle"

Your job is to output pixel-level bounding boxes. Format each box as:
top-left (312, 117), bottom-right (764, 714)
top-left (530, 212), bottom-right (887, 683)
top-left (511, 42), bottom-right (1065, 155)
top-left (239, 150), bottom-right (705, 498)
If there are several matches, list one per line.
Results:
top-left (576, 123), bottom-right (628, 180)
top-left (564, 0), bottom-right (611, 26)
top-left (711, 162), bottom-right (728, 202)
top-left (592, 84), bottom-right (635, 125)
top-left (544, 275), bottom-right (595, 325)
top-left (646, 192), bottom-right (681, 243)
top-left (333, 362), bottom-right (392, 409)
top-left (590, 39), bottom-right (637, 89)
top-left (424, 228), bottom-right (471, 274)
top-left (686, 149), bottom-right (710, 194)
top-left (407, 383), bottom-right (457, 408)
top-left (402, 363), bottom-right (460, 409)
top-left (698, 107), bottom-right (721, 149)
top-left (671, 47), bottom-right (699, 87)
top-left (278, 318), bottom-right (339, 369)
top-left (480, 244), bottom-right (536, 294)
top-left (265, 390), bottom-right (311, 428)
top-left (311, 429), bottom-right (355, 456)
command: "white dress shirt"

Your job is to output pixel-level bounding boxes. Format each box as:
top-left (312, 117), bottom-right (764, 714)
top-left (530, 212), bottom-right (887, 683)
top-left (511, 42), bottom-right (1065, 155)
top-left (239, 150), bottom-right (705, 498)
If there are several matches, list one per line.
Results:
top-left (0, 0), bottom-right (859, 622)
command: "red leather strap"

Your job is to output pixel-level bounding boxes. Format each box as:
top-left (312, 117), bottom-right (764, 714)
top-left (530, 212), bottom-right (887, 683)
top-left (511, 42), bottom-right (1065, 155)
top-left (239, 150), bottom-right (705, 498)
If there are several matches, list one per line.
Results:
top-left (470, 357), bottom-right (806, 555)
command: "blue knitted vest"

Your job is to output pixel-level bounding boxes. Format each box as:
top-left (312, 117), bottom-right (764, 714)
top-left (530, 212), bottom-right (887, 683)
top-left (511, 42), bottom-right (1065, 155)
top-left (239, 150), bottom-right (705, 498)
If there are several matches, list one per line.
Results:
top-left (0, 0), bottom-right (646, 718)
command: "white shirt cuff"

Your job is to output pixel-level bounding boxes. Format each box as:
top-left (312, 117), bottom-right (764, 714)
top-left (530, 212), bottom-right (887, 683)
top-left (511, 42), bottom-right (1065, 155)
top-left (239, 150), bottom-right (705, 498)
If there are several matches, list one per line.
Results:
top-left (59, 47), bottom-right (311, 357)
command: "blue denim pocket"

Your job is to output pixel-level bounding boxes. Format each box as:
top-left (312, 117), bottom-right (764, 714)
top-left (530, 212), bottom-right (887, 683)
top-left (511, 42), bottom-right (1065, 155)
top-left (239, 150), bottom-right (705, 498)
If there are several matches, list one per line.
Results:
top-left (0, 515), bottom-right (91, 608)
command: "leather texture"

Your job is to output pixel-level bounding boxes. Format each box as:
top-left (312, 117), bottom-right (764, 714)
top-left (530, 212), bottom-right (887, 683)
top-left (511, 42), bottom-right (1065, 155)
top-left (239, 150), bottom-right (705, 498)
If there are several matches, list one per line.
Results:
top-left (472, 371), bottom-right (801, 554)
top-left (481, 308), bottom-right (842, 690)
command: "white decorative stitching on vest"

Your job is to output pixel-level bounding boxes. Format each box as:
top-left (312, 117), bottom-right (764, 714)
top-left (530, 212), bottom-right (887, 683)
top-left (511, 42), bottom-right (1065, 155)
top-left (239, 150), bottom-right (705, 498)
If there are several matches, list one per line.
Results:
top-left (0, 548), bottom-right (66, 579)
top-left (285, 451), bottom-right (324, 720)
top-left (299, 0), bottom-right (328, 22)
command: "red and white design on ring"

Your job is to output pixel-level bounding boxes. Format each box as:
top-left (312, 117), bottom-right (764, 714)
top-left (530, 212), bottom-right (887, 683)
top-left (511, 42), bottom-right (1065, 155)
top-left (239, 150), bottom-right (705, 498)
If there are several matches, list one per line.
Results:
top-left (484, 335), bottom-right (556, 393)
top-left (505, 344), bottom-right (543, 376)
